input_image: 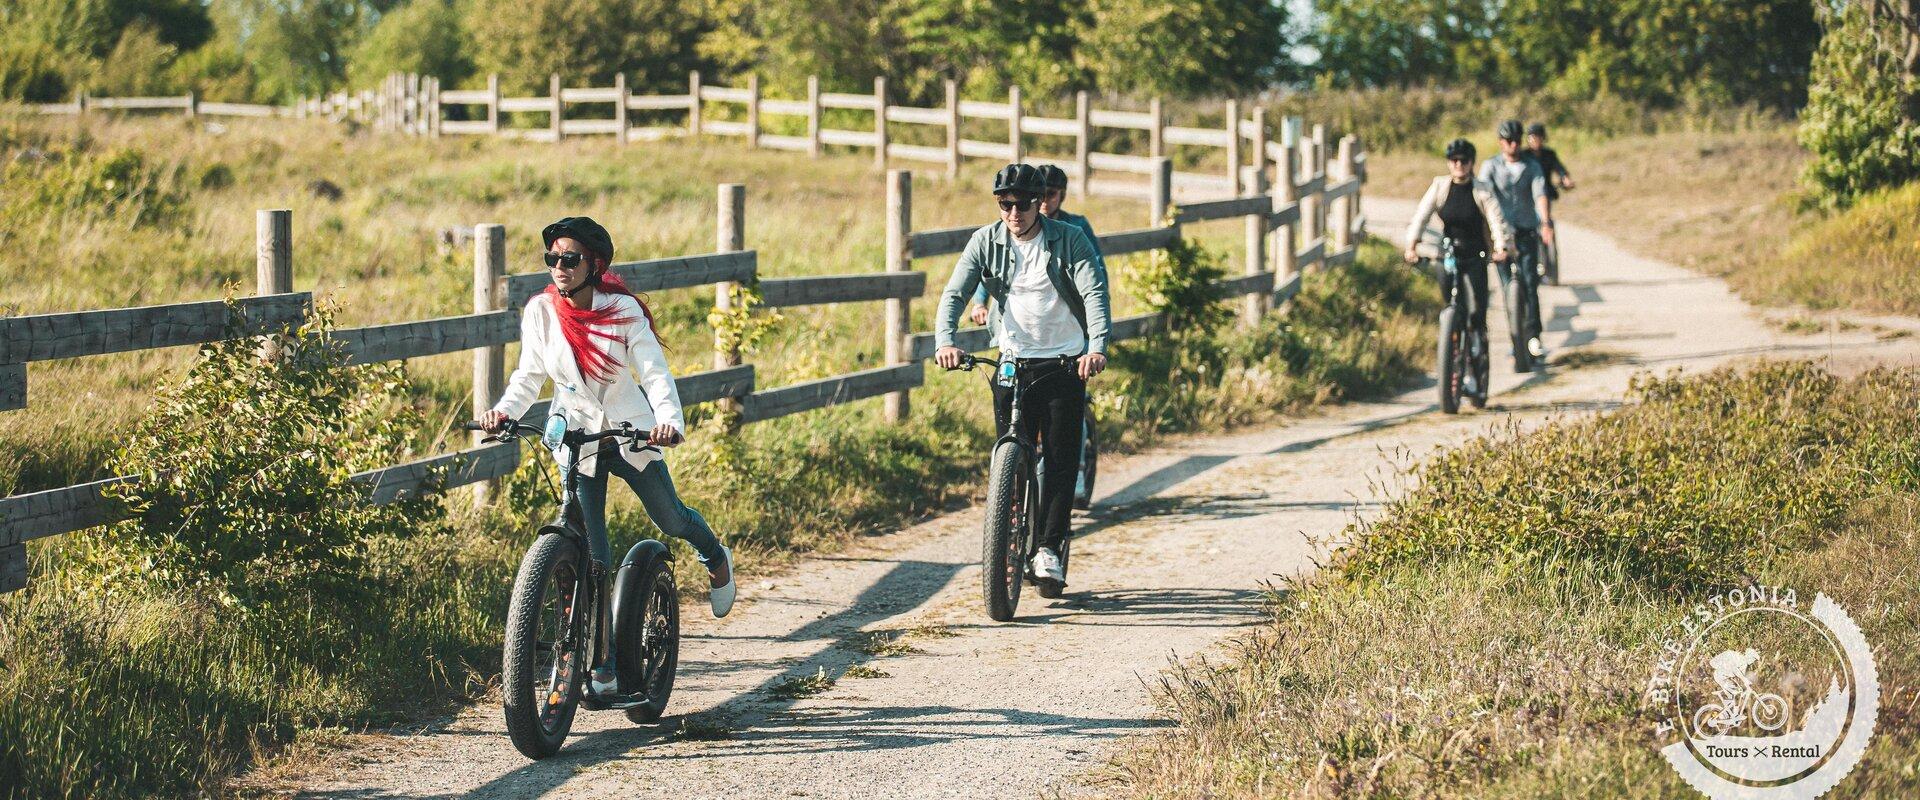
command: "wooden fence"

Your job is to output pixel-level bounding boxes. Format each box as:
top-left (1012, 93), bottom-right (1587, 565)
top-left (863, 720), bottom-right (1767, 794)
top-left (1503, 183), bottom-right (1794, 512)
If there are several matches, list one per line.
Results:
top-left (295, 71), bottom-right (1309, 200)
top-left (2, 94), bottom-right (1367, 595)
top-left (29, 92), bottom-right (291, 120)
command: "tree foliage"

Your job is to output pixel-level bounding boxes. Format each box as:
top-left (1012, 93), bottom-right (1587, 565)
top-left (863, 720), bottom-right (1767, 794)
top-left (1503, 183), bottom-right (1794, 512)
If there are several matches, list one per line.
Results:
top-left (461, 0), bottom-right (712, 94)
top-left (1800, 1), bottom-right (1920, 207)
top-left (348, 0), bottom-right (474, 89)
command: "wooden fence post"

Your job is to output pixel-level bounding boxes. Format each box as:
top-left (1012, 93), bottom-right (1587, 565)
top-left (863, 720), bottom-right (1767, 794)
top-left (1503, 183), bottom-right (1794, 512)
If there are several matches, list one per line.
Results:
top-left (873, 75), bottom-right (888, 168)
top-left (945, 79), bottom-right (961, 178)
top-left (473, 223), bottom-right (506, 505)
top-left (1008, 85), bottom-right (1023, 164)
top-left (409, 73), bottom-right (422, 134)
top-left (1149, 97), bottom-right (1163, 160)
top-left (1274, 119), bottom-right (1300, 289)
top-left (488, 73), bottom-right (500, 134)
top-left (1248, 105), bottom-right (1266, 185)
top-left (185, 91), bottom-right (197, 119)
top-left (257, 209), bottom-right (292, 295)
top-left (1300, 137), bottom-right (1322, 272)
top-left (550, 73), bottom-right (563, 141)
top-left (1243, 165), bottom-right (1269, 325)
top-left (614, 72), bottom-right (629, 145)
top-left (688, 70), bottom-right (703, 136)
top-left (1150, 157), bottom-right (1173, 227)
top-left (714, 184), bottom-right (745, 428)
top-left (1331, 135), bottom-right (1354, 252)
top-left (807, 75), bottom-right (822, 157)
top-left (1075, 90), bottom-right (1091, 199)
top-left (1312, 124), bottom-right (1328, 268)
top-left (884, 170), bottom-right (912, 422)
top-left (747, 74), bottom-right (761, 150)
top-left (1225, 98), bottom-right (1241, 194)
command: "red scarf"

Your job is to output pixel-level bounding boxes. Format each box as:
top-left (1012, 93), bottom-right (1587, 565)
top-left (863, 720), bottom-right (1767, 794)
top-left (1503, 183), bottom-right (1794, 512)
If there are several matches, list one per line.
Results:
top-left (543, 272), bottom-right (664, 383)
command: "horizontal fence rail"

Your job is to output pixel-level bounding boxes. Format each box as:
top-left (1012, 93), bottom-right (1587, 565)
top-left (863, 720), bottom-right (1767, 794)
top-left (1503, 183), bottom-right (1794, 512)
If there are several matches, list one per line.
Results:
top-left (2, 91), bottom-right (1369, 593)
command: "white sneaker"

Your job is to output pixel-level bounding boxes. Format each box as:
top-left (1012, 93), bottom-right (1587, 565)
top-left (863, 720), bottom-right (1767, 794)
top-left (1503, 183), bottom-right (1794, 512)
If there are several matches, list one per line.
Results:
top-left (1527, 337), bottom-right (1545, 358)
top-left (709, 545), bottom-right (737, 618)
top-left (1031, 548), bottom-right (1065, 583)
top-left (589, 667), bottom-right (618, 697)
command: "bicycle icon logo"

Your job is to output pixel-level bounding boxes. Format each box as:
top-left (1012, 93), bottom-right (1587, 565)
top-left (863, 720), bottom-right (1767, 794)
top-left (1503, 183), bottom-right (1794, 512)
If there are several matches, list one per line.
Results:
top-left (1693, 648), bottom-right (1791, 735)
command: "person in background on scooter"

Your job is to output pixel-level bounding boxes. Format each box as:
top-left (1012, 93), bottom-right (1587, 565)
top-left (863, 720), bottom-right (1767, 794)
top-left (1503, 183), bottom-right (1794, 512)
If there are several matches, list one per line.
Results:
top-left (935, 164), bottom-right (1110, 590)
top-left (481, 216), bottom-right (737, 699)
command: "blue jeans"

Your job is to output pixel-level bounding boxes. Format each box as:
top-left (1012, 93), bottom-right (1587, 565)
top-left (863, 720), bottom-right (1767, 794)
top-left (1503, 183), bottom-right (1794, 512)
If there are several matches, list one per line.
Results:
top-left (576, 451), bottom-right (725, 570)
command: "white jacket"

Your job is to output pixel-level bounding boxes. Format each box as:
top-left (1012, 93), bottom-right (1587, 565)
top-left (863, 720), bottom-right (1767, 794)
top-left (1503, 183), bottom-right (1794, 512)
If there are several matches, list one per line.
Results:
top-left (1405, 176), bottom-right (1513, 256)
top-left (493, 291), bottom-right (685, 474)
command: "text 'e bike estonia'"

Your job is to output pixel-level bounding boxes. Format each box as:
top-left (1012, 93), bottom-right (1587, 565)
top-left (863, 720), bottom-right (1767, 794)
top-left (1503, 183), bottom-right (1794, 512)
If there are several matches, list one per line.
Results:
top-left (464, 416), bottom-right (680, 759)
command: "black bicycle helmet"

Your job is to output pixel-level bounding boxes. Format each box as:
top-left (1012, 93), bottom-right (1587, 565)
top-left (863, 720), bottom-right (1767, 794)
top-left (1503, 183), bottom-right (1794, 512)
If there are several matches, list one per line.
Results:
top-left (991, 163), bottom-right (1046, 196)
top-left (1526, 122), bottom-right (1547, 138)
top-left (1038, 164), bottom-right (1069, 191)
top-left (541, 216), bottom-right (614, 260)
top-left (1444, 138), bottom-right (1477, 163)
top-left (1497, 119), bottom-right (1524, 142)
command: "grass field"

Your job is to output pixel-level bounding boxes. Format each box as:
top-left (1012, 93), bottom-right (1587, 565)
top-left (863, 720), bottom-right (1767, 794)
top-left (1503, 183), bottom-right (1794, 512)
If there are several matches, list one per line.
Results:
top-left (1111, 362), bottom-right (1920, 797)
top-left (0, 110), bottom-right (1436, 799)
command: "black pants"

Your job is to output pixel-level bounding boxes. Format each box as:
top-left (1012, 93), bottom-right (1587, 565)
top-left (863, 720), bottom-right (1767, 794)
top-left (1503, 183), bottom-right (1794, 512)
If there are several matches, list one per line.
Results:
top-left (1444, 247), bottom-right (1491, 334)
top-left (991, 359), bottom-right (1085, 556)
top-left (1495, 227), bottom-right (1544, 341)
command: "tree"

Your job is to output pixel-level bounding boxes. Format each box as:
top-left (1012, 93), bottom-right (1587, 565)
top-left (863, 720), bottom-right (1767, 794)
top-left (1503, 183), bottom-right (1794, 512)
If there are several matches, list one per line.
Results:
top-left (1076, 0), bottom-right (1290, 97)
top-left (1800, 0), bottom-right (1920, 206)
top-left (348, 0), bottom-right (473, 89)
top-left (462, 0), bottom-right (711, 94)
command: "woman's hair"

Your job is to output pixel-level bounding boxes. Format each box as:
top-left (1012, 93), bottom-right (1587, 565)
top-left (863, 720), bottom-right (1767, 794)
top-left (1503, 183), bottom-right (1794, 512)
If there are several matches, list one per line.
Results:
top-left (546, 256), bottom-right (668, 383)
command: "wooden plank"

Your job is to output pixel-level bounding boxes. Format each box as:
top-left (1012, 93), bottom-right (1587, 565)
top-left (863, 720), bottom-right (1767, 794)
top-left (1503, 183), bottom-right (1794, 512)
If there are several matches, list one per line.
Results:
top-left (740, 363), bottom-right (924, 423)
top-left (559, 119), bottom-right (621, 135)
top-left (1270, 201), bottom-right (1301, 227)
top-left (1176, 195), bottom-right (1272, 224)
top-left (1088, 109), bottom-right (1153, 130)
top-left (506, 251), bottom-right (756, 309)
top-left (703, 120), bottom-right (752, 137)
top-left (559, 86), bottom-right (622, 103)
top-left (0, 293), bottom-right (310, 364)
top-left (1325, 177), bottom-right (1361, 201)
top-left (886, 105), bottom-right (947, 125)
top-left (0, 544), bottom-right (24, 594)
top-left (439, 120), bottom-right (493, 135)
top-left (1020, 115), bottom-right (1079, 137)
top-left (907, 326), bottom-right (994, 361)
top-left (759, 272), bottom-right (926, 308)
top-left (1024, 157), bottom-right (1084, 177)
top-left (496, 97), bottom-right (551, 113)
top-left (1098, 226), bottom-right (1182, 256)
top-left (1108, 311), bottom-right (1167, 343)
top-left (1163, 126), bottom-right (1231, 147)
top-left (678, 364), bottom-right (756, 405)
top-left (760, 98), bottom-right (809, 116)
top-left (1327, 245), bottom-right (1358, 268)
top-left (699, 86), bottom-right (752, 103)
top-left (1214, 271), bottom-right (1274, 298)
top-left (958, 100), bottom-right (1011, 120)
top-left (1172, 172), bottom-right (1234, 192)
top-left (94, 96), bottom-right (189, 110)
top-left (909, 225), bottom-right (977, 258)
top-left (1273, 272), bottom-right (1304, 304)
top-left (333, 311), bottom-right (516, 365)
top-left (628, 126), bottom-right (684, 142)
top-left (820, 92), bottom-right (879, 110)
top-left (1295, 175), bottom-right (1326, 196)
top-left (1088, 151), bottom-right (1156, 174)
top-left (888, 143), bottom-right (948, 164)
top-left (1296, 238), bottom-right (1327, 266)
top-left (353, 442), bottom-right (520, 505)
top-left (760, 134), bottom-right (808, 152)
top-left (198, 102), bottom-right (277, 117)
top-left (35, 103), bottom-right (79, 115)
top-left (958, 139), bottom-right (1014, 160)
top-left (439, 89), bottom-right (491, 104)
top-left (0, 476), bottom-right (132, 546)
top-left (819, 128), bottom-right (878, 148)
top-left (1086, 178), bottom-right (1153, 200)
top-left (0, 362), bottom-right (22, 411)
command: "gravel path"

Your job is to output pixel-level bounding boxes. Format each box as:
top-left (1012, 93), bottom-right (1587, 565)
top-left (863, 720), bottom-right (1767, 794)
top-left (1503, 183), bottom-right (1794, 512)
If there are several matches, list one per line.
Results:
top-left (281, 197), bottom-right (1920, 800)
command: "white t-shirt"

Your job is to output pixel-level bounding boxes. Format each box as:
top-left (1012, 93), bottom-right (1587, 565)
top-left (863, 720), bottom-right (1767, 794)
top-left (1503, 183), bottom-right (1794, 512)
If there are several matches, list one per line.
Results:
top-left (1001, 231), bottom-right (1086, 358)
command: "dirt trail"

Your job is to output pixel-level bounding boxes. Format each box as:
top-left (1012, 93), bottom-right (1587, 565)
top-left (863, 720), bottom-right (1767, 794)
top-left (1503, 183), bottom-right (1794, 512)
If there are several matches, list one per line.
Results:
top-left (282, 198), bottom-right (1920, 800)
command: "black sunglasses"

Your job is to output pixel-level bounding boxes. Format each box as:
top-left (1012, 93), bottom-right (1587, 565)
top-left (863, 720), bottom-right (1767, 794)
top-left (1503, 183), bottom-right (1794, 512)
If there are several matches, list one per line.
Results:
top-left (544, 251), bottom-right (587, 269)
top-left (998, 197), bottom-right (1039, 212)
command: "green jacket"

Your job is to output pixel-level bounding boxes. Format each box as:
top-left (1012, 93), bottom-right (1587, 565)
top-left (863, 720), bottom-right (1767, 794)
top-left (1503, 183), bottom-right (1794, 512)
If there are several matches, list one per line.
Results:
top-left (937, 215), bottom-right (1112, 355)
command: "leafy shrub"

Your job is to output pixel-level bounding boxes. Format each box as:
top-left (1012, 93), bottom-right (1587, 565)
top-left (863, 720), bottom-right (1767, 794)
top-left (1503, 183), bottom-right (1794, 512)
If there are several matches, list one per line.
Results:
top-left (1339, 362), bottom-right (1920, 590)
top-left (0, 145), bottom-right (186, 235)
top-left (1118, 230), bottom-right (1230, 334)
top-left (90, 300), bottom-right (443, 609)
top-left (1799, 1), bottom-right (1920, 208)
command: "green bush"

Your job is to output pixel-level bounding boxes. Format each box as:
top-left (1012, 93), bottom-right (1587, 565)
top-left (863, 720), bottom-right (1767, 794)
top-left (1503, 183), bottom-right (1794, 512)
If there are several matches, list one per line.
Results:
top-left (348, 0), bottom-right (473, 90)
top-left (1799, 2), bottom-right (1920, 208)
top-left (89, 301), bottom-right (443, 609)
top-left (0, 144), bottom-right (187, 237)
top-left (1339, 362), bottom-right (1920, 590)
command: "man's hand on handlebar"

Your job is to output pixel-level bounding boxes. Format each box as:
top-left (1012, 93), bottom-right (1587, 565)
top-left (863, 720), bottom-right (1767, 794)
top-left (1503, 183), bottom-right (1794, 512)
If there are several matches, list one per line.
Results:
top-left (1402, 246), bottom-right (1419, 264)
top-left (935, 346), bottom-right (966, 370)
top-left (1077, 352), bottom-right (1106, 380)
